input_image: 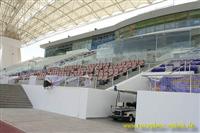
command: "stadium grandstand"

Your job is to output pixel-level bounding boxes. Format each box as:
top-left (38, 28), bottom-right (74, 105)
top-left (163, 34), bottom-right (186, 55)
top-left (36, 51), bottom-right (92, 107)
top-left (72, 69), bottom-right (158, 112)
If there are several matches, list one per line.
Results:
top-left (0, 0), bottom-right (200, 132)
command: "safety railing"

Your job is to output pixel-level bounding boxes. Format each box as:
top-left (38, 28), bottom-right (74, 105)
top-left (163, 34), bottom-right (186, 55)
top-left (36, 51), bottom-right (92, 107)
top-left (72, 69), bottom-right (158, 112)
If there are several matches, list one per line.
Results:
top-left (0, 61), bottom-right (161, 90)
top-left (143, 73), bottom-right (200, 93)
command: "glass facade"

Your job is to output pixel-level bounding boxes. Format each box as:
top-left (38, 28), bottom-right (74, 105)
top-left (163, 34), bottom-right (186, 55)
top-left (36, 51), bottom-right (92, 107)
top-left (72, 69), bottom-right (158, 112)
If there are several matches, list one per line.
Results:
top-left (97, 28), bottom-right (200, 63)
top-left (115, 9), bottom-right (200, 38)
top-left (191, 28), bottom-right (200, 47)
top-left (72, 39), bottom-right (92, 50)
top-left (45, 9), bottom-right (200, 57)
top-left (45, 43), bottom-right (72, 57)
top-left (91, 32), bottom-right (115, 50)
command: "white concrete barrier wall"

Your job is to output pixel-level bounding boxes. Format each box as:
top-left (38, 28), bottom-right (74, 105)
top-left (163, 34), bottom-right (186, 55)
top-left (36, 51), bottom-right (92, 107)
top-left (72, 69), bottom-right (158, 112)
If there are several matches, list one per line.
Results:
top-left (199, 96), bottom-right (200, 128)
top-left (23, 85), bottom-right (128, 119)
top-left (86, 90), bottom-right (136, 118)
top-left (107, 74), bottom-right (150, 92)
top-left (23, 85), bottom-right (88, 119)
top-left (136, 91), bottom-right (200, 131)
top-left (86, 89), bottom-right (116, 118)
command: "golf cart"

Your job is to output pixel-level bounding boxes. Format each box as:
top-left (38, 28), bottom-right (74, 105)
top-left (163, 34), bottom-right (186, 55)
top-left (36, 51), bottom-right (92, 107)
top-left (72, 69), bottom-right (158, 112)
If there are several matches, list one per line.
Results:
top-left (111, 89), bottom-right (137, 122)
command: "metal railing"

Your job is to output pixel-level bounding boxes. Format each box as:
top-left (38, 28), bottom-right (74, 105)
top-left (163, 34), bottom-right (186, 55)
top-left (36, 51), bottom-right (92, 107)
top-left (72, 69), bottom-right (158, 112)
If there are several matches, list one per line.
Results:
top-left (143, 73), bottom-right (200, 93)
top-left (0, 62), bottom-right (161, 90)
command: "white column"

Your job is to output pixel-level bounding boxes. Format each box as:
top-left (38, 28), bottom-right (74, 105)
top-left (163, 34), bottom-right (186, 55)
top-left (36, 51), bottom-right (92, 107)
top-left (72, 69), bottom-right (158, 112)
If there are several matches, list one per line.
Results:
top-left (0, 36), bottom-right (21, 68)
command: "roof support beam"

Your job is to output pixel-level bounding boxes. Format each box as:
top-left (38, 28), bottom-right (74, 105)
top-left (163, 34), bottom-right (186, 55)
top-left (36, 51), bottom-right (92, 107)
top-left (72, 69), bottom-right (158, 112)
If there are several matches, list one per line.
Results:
top-left (0, 0), bottom-right (163, 44)
top-left (33, 17), bottom-right (56, 31)
top-left (0, 0), bottom-right (15, 8)
top-left (20, 0), bottom-right (79, 33)
top-left (113, 0), bottom-right (124, 12)
top-left (41, 0), bottom-right (97, 27)
top-left (19, 29), bottom-right (37, 40)
top-left (94, 1), bottom-right (111, 16)
top-left (6, 0), bottom-right (27, 26)
top-left (146, 0), bottom-right (153, 4)
top-left (14, 0), bottom-right (39, 26)
top-left (128, 0), bottom-right (137, 8)
top-left (82, 0), bottom-right (101, 19)
top-left (18, 0), bottom-right (58, 30)
top-left (49, 4), bottom-right (78, 25)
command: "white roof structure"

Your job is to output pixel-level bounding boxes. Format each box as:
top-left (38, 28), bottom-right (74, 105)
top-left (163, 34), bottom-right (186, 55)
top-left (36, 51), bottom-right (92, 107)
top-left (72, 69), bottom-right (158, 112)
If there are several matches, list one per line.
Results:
top-left (0, 0), bottom-right (166, 46)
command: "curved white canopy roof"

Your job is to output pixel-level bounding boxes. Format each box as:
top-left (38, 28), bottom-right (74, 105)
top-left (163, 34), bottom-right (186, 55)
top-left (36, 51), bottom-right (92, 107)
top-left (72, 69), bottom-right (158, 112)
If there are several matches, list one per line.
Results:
top-left (0, 0), bottom-right (166, 45)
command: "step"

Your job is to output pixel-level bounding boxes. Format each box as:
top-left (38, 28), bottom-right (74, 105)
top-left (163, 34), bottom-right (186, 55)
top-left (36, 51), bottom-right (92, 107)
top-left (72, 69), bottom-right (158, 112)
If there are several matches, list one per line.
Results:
top-left (0, 96), bottom-right (29, 99)
top-left (0, 96), bottom-right (29, 100)
top-left (0, 84), bottom-right (32, 108)
top-left (0, 105), bottom-right (32, 108)
top-left (0, 94), bottom-right (29, 98)
top-left (0, 101), bottom-right (32, 105)
top-left (0, 100), bottom-right (32, 104)
top-left (0, 102), bottom-right (32, 106)
top-left (0, 104), bottom-right (32, 107)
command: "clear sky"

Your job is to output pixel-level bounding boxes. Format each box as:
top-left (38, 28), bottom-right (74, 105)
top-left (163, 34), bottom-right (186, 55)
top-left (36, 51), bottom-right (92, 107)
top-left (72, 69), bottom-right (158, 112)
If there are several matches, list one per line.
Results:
top-left (20, 0), bottom-right (196, 62)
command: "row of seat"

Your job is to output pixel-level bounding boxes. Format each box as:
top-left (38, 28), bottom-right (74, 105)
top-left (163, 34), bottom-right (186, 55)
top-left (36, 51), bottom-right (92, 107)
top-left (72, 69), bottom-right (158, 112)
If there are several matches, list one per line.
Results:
top-left (18, 60), bottom-right (145, 81)
top-left (151, 59), bottom-right (200, 73)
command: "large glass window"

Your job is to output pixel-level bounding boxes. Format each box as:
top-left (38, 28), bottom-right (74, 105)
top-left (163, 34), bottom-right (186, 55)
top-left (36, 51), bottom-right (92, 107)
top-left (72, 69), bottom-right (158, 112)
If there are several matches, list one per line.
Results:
top-left (146, 26), bottom-right (155, 33)
top-left (110, 35), bottom-right (157, 61)
top-left (155, 24), bottom-right (164, 31)
top-left (91, 32), bottom-right (115, 49)
top-left (97, 29), bottom-right (193, 63)
top-left (45, 43), bottom-right (72, 57)
top-left (176, 20), bottom-right (189, 28)
top-left (156, 31), bottom-right (190, 60)
top-left (191, 28), bottom-right (200, 47)
top-left (157, 31), bottom-right (190, 49)
top-left (72, 39), bottom-right (92, 50)
top-left (189, 18), bottom-right (200, 26)
top-left (164, 22), bottom-right (176, 30)
top-left (116, 9), bottom-right (200, 38)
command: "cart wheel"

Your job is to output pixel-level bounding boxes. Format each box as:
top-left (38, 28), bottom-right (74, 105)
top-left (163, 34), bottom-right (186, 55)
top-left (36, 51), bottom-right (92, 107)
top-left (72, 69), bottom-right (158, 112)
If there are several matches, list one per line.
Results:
top-left (129, 115), bottom-right (134, 122)
top-left (113, 118), bottom-right (117, 121)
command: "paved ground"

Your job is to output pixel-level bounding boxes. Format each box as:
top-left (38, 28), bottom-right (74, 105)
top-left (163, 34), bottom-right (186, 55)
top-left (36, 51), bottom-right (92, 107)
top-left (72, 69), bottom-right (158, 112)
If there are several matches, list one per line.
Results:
top-left (0, 108), bottom-right (135, 133)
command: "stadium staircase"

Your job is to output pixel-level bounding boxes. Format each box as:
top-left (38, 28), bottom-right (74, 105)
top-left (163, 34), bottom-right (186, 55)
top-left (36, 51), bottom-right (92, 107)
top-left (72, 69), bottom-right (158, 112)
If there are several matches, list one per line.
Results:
top-left (0, 84), bottom-right (32, 108)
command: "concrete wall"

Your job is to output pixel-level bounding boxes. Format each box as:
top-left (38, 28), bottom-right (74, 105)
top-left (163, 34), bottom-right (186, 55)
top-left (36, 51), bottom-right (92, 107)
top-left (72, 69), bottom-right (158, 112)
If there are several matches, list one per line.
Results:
top-left (23, 85), bottom-right (88, 119)
top-left (86, 89), bottom-right (116, 118)
top-left (0, 36), bottom-right (21, 68)
top-left (23, 85), bottom-right (128, 119)
top-left (199, 96), bottom-right (200, 128)
top-left (86, 89), bottom-right (136, 118)
top-left (136, 91), bottom-right (200, 131)
top-left (23, 84), bottom-right (200, 131)
top-left (107, 74), bottom-right (150, 92)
